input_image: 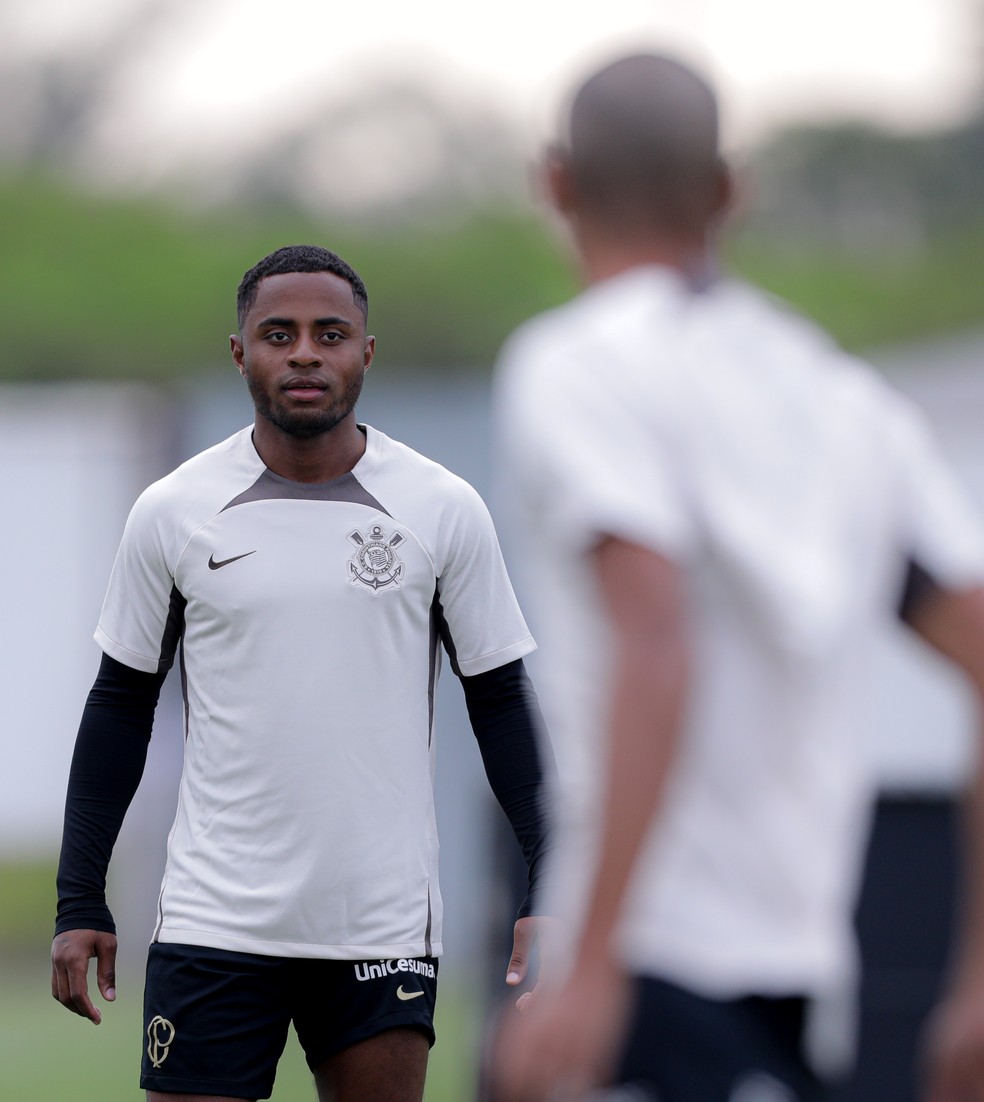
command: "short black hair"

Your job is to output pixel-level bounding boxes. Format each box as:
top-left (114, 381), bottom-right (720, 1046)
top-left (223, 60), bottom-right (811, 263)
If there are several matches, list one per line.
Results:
top-left (236, 244), bottom-right (369, 329)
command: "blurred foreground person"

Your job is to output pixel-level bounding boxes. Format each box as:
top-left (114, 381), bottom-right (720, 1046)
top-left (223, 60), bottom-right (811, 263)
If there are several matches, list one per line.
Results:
top-left (51, 244), bottom-right (550, 1102)
top-left (491, 53), bottom-right (984, 1102)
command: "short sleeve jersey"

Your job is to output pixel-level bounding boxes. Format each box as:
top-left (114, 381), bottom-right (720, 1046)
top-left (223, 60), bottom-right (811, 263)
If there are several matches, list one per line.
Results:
top-left (96, 424), bottom-right (535, 959)
top-left (494, 266), bottom-right (984, 999)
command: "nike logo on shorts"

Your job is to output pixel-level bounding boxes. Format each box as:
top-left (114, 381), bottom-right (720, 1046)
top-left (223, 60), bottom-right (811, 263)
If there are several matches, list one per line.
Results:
top-left (396, 986), bottom-right (425, 1001)
top-left (208, 551), bottom-right (257, 570)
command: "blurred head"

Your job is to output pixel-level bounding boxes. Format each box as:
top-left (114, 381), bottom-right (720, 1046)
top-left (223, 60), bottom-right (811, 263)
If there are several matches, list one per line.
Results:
top-left (237, 244), bottom-right (369, 331)
top-left (547, 53), bottom-right (730, 246)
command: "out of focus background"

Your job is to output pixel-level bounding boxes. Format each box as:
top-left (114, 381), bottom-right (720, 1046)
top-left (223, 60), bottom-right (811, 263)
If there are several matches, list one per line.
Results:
top-left (1, 1), bottom-right (983, 1098)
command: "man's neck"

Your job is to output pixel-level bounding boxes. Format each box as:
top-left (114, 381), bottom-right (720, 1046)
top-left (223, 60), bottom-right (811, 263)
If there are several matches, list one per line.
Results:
top-left (251, 419), bottom-right (367, 484)
top-left (573, 221), bottom-right (715, 289)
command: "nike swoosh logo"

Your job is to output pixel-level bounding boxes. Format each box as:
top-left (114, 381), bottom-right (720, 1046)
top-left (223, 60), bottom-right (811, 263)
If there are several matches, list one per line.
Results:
top-left (396, 986), bottom-right (425, 1001)
top-left (208, 551), bottom-right (257, 570)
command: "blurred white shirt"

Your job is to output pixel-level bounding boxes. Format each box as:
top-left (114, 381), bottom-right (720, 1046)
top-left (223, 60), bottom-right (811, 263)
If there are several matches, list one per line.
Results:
top-left (493, 265), bottom-right (984, 1004)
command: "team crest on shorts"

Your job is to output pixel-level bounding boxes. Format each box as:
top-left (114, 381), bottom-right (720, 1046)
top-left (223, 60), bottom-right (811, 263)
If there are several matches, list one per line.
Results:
top-left (146, 1014), bottom-right (176, 1068)
top-left (347, 523), bottom-right (406, 591)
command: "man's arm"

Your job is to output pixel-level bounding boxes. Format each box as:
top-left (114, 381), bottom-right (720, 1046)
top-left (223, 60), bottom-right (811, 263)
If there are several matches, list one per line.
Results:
top-left (492, 537), bottom-right (689, 1101)
top-left (460, 658), bottom-right (552, 993)
top-left (51, 652), bottom-right (165, 1024)
top-left (904, 582), bottom-right (984, 1102)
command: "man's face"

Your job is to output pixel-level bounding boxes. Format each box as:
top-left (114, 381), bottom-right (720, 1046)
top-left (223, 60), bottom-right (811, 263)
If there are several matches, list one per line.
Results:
top-left (230, 271), bottom-right (374, 440)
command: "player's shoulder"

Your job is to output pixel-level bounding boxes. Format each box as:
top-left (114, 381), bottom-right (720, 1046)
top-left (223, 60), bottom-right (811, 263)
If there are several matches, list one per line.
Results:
top-left (499, 267), bottom-right (745, 406)
top-left (720, 278), bottom-right (916, 408)
top-left (359, 426), bottom-right (498, 550)
top-left (706, 276), bottom-right (837, 351)
top-left (501, 266), bottom-right (680, 362)
top-left (128, 426), bottom-right (263, 524)
top-left (363, 424), bottom-right (485, 506)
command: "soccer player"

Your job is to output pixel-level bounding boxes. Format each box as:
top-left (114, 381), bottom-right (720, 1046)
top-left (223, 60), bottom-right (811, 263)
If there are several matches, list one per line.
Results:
top-left (490, 54), bottom-right (984, 1102)
top-left (51, 244), bottom-right (550, 1102)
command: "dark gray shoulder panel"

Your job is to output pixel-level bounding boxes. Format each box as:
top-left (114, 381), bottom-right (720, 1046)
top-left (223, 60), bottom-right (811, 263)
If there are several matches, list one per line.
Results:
top-left (221, 469), bottom-right (389, 514)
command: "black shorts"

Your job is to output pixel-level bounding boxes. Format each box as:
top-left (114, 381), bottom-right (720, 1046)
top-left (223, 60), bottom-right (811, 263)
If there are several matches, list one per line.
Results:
top-left (613, 976), bottom-right (826, 1102)
top-left (140, 942), bottom-right (439, 1099)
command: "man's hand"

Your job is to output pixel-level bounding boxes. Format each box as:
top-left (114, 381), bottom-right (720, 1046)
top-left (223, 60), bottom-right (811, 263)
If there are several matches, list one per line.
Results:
top-left (491, 956), bottom-right (629, 1102)
top-left (505, 917), bottom-right (538, 995)
top-left (51, 928), bottom-right (118, 1024)
top-left (505, 916), bottom-right (556, 1011)
top-left (923, 989), bottom-right (984, 1101)
top-left (907, 586), bottom-right (984, 1101)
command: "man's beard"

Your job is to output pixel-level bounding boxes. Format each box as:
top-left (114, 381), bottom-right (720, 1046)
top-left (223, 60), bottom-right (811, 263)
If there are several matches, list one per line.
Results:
top-left (247, 374), bottom-right (364, 439)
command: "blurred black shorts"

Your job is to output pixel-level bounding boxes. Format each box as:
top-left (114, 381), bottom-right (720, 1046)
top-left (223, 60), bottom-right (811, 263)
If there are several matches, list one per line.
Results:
top-left (140, 942), bottom-right (438, 1099)
top-left (614, 975), bottom-right (825, 1102)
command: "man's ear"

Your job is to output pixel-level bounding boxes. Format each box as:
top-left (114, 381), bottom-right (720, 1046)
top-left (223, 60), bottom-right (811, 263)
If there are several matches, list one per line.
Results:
top-left (542, 145), bottom-right (577, 217)
top-left (230, 334), bottom-right (246, 378)
top-left (710, 158), bottom-right (736, 222)
top-left (363, 335), bottom-right (375, 373)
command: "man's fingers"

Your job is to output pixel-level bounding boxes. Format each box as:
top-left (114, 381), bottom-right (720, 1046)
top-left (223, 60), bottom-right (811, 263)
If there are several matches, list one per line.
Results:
top-left (96, 942), bottom-right (118, 1002)
top-left (52, 939), bottom-right (92, 1020)
top-left (919, 993), bottom-right (984, 1102)
top-left (66, 961), bottom-right (100, 1023)
top-left (493, 1002), bottom-right (592, 1102)
top-left (505, 956), bottom-right (527, 985)
top-left (506, 917), bottom-right (537, 986)
top-left (65, 949), bottom-right (101, 1023)
top-left (75, 992), bottom-right (102, 1024)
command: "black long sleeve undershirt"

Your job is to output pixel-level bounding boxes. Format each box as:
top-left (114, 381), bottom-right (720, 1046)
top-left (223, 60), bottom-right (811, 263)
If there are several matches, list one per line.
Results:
top-left (54, 653), bottom-right (166, 937)
top-left (460, 658), bottom-right (553, 920)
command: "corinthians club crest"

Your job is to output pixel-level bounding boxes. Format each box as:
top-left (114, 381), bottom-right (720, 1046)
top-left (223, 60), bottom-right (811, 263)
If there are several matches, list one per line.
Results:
top-left (347, 523), bottom-right (406, 591)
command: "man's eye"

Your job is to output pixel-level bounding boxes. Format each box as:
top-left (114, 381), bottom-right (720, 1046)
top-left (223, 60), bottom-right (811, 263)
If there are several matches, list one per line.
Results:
top-left (322, 332), bottom-right (343, 343)
top-left (267, 332), bottom-right (290, 343)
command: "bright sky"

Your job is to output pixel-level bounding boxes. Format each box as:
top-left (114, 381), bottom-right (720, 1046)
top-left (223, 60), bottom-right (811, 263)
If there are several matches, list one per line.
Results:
top-left (6, 0), bottom-right (982, 179)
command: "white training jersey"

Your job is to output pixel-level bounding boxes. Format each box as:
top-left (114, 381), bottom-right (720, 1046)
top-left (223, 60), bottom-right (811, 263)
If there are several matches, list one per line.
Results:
top-left (494, 265), bottom-right (984, 1002)
top-left (96, 424), bottom-right (535, 959)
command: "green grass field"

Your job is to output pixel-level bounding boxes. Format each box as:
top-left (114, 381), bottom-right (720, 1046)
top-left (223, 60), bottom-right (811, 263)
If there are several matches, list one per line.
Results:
top-left (0, 952), bottom-right (480, 1101)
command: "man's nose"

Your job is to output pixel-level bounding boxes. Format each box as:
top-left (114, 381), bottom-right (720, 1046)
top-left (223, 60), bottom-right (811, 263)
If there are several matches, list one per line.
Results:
top-left (289, 334), bottom-right (323, 364)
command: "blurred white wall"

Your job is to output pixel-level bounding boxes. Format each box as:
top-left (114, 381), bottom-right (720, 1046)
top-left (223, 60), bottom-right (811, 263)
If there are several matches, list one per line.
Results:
top-left (0, 384), bottom-right (175, 856)
top-left (868, 330), bottom-right (984, 792)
